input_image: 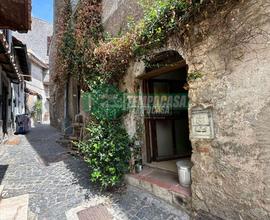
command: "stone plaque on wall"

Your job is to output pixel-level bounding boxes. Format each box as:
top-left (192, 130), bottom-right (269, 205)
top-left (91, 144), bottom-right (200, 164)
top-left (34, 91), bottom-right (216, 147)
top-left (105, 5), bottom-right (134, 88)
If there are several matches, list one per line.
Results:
top-left (191, 108), bottom-right (214, 139)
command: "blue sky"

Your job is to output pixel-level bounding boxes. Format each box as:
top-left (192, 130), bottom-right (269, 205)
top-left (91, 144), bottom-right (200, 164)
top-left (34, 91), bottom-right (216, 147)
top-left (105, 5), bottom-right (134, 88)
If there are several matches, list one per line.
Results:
top-left (32, 0), bottom-right (53, 23)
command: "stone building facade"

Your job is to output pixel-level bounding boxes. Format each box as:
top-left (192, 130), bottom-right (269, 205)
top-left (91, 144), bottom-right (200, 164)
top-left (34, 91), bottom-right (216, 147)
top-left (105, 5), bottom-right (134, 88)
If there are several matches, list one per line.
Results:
top-left (14, 18), bottom-right (53, 123)
top-left (0, 31), bottom-right (30, 142)
top-left (51, 0), bottom-right (270, 219)
top-left (104, 1), bottom-right (270, 219)
top-left (50, 0), bottom-right (80, 131)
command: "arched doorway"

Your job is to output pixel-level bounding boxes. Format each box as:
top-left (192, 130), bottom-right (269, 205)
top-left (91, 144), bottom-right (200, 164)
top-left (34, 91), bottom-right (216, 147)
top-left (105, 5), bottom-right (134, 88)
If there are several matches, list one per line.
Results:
top-left (140, 50), bottom-right (191, 172)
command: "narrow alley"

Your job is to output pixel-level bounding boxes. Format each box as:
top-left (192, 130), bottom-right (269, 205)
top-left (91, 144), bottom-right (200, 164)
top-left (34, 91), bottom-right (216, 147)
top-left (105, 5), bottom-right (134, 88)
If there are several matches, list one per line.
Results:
top-left (0, 125), bottom-right (189, 220)
top-left (1, 0), bottom-right (270, 219)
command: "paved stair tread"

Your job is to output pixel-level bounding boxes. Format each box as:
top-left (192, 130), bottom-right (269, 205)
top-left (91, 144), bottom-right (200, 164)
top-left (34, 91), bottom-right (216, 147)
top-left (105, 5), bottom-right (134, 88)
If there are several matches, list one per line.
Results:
top-left (0, 194), bottom-right (29, 220)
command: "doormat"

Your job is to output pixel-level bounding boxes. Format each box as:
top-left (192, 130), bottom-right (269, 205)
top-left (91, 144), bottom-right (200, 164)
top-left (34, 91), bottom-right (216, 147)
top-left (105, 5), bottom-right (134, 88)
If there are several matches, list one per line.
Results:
top-left (77, 205), bottom-right (112, 220)
top-left (4, 136), bottom-right (21, 145)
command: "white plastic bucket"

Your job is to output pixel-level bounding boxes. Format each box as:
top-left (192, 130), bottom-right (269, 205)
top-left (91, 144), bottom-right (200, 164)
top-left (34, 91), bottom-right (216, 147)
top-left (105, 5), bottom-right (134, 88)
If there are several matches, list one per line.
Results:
top-left (176, 159), bottom-right (193, 187)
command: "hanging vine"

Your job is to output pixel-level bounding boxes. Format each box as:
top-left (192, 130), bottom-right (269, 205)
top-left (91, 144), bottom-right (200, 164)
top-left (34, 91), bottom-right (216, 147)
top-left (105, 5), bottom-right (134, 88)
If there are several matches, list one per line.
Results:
top-left (53, 0), bottom-right (73, 84)
top-left (53, 0), bottom-right (241, 189)
top-left (55, 0), bottom-right (242, 88)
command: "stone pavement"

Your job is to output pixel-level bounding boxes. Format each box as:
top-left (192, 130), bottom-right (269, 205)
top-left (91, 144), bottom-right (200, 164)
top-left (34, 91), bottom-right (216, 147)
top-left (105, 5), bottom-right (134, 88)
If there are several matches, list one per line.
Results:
top-left (0, 124), bottom-right (189, 220)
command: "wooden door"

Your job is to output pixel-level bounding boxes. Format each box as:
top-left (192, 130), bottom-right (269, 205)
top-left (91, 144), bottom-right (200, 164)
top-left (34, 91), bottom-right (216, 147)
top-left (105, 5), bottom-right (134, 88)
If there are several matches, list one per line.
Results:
top-left (144, 79), bottom-right (191, 162)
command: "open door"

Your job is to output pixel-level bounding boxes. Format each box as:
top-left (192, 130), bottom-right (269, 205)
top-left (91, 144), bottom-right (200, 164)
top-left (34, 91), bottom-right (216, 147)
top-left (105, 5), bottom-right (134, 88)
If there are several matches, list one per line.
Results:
top-left (142, 53), bottom-right (191, 163)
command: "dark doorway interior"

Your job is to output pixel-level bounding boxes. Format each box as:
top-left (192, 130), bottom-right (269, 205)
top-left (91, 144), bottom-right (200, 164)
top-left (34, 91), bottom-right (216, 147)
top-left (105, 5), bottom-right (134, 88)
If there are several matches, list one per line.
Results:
top-left (143, 58), bottom-right (191, 165)
top-left (144, 68), bottom-right (191, 162)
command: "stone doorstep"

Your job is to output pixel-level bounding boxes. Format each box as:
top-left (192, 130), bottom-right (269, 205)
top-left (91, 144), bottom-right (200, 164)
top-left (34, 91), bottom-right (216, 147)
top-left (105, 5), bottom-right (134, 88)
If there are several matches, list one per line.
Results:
top-left (0, 194), bottom-right (29, 220)
top-left (125, 167), bottom-right (191, 209)
top-left (3, 136), bottom-right (21, 145)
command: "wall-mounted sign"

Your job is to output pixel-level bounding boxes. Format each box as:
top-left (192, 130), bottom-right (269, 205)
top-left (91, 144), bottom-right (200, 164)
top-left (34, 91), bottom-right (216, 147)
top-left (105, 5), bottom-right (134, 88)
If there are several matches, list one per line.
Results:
top-left (191, 108), bottom-right (214, 139)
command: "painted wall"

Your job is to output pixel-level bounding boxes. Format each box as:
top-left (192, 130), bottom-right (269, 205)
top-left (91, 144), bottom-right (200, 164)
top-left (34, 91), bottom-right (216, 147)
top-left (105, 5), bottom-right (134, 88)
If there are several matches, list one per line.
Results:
top-left (13, 18), bottom-right (53, 64)
top-left (13, 17), bottom-right (53, 124)
top-left (27, 61), bottom-right (50, 123)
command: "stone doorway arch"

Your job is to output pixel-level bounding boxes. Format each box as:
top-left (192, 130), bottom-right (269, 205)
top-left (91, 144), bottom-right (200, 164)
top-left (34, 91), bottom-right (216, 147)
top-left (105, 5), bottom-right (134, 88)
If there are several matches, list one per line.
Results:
top-left (139, 50), bottom-right (192, 172)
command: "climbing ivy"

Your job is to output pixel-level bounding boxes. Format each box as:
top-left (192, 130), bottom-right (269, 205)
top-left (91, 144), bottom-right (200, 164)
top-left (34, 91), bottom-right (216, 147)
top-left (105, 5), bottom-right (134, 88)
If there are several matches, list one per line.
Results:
top-left (55, 0), bottom-right (235, 86)
top-left (55, 0), bottom-right (194, 87)
top-left (134, 0), bottom-right (190, 56)
top-left (53, 0), bottom-right (73, 83)
top-left (55, 0), bottom-right (232, 190)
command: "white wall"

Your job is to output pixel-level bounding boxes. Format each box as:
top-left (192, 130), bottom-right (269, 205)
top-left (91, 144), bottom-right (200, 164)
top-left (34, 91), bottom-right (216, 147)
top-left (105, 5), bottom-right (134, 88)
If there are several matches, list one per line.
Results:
top-left (27, 61), bottom-right (50, 122)
top-left (12, 82), bottom-right (25, 116)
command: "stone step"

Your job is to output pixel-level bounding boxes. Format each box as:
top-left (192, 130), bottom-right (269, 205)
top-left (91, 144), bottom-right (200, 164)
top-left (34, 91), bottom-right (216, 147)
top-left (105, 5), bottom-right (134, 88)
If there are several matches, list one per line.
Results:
top-left (125, 167), bottom-right (191, 210)
top-left (0, 194), bottom-right (29, 220)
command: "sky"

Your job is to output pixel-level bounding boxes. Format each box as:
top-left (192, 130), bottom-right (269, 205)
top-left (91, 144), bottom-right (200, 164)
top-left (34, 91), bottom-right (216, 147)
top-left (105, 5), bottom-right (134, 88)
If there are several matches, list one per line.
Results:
top-left (32, 0), bottom-right (53, 23)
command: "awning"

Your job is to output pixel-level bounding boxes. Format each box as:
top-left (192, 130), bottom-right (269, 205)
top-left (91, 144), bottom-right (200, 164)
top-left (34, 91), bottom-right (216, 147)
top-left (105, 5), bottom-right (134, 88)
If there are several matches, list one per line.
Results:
top-left (0, 0), bottom-right (32, 32)
top-left (0, 33), bottom-right (21, 82)
top-left (0, 33), bottom-right (25, 83)
top-left (25, 88), bottom-right (42, 99)
top-left (13, 37), bottom-right (31, 81)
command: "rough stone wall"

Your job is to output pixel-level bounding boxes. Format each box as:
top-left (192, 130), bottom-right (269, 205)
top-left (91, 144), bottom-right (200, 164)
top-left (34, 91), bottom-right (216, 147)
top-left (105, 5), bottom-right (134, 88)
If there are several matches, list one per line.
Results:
top-left (50, 1), bottom-right (270, 218)
top-left (50, 0), bottom-right (80, 130)
top-left (49, 0), bottom-right (66, 129)
top-left (120, 0), bottom-right (270, 219)
top-left (102, 0), bottom-right (144, 36)
top-left (102, 1), bottom-right (149, 156)
top-left (121, 61), bottom-right (146, 160)
top-left (164, 1), bottom-right (270, 219)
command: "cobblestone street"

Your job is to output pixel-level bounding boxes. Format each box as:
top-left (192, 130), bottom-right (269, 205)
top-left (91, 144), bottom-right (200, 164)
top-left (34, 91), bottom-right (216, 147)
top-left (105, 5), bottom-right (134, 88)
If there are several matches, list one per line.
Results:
top-left (0, 124), bottom-right (189, 220)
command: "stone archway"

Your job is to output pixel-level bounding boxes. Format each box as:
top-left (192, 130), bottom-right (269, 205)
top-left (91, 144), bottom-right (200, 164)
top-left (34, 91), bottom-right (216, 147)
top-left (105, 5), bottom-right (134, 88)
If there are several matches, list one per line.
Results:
top-left (138, 50), bottom-right (192, 172)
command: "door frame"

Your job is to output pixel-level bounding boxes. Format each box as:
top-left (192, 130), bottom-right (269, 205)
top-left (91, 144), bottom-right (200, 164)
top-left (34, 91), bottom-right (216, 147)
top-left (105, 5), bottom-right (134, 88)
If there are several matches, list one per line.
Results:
top-left (142, 64), bottom-right (191, 163)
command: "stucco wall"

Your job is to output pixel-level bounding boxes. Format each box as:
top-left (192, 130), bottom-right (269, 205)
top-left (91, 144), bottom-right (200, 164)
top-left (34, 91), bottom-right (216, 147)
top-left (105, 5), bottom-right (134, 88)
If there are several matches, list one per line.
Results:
top-left (13, 17), bottom-right (52, 64)
top-left (14, 16), bottom-right (53, 123)
top-left (27, 62), bottom-right (50, 122)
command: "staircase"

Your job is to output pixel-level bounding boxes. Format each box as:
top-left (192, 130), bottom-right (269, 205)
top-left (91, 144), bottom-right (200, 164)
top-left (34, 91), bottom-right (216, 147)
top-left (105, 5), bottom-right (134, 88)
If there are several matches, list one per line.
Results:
top-left (0, 185), bottom-right (36, 220)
